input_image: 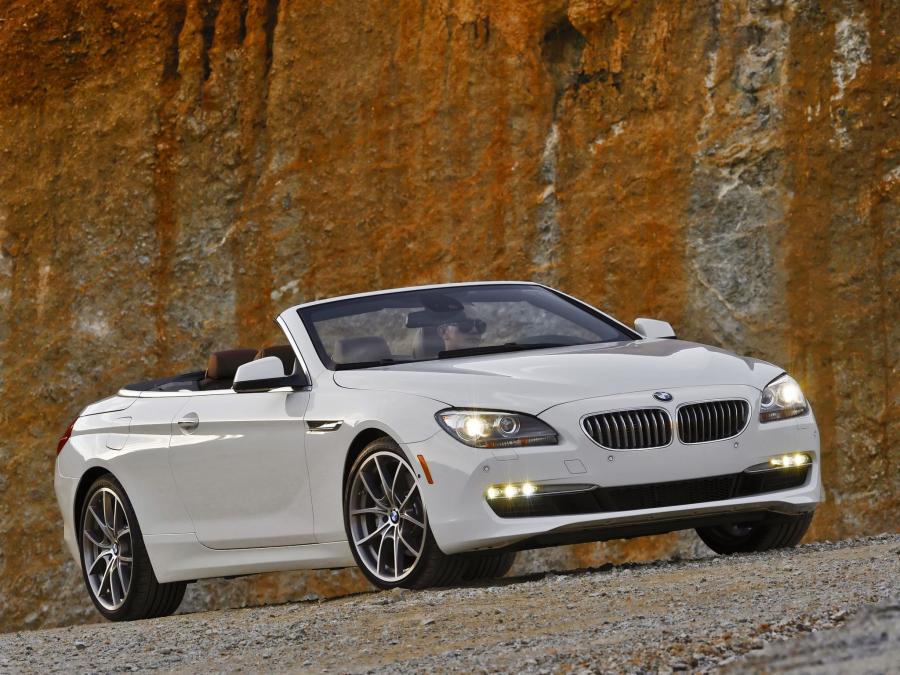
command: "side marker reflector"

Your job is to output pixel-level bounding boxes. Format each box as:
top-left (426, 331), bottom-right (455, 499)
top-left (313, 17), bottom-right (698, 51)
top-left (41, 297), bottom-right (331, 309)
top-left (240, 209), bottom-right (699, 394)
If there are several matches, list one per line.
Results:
top-left (416, 454), bottom-right (434, 484)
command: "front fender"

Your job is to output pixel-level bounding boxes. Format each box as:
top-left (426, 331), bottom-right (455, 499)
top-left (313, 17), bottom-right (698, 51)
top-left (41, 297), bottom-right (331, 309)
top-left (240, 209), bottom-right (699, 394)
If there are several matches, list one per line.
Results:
top-left (304, 383), bottom-right (447, 542)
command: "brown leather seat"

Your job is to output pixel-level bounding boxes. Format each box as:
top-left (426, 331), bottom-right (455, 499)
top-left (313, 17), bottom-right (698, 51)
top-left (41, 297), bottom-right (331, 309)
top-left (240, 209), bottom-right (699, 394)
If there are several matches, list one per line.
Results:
top-left (255, 344), bottom-right (297, 376)
top-left (199, 348), bottom-right (257, 390)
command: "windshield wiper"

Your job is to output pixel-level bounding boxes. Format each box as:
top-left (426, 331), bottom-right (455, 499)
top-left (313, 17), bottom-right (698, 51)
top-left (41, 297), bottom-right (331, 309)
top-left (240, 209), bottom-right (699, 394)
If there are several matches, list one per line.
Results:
top-left (437, 343), bottom-right (574, 359)
top-left (334, 358), bottom-right (412, 370)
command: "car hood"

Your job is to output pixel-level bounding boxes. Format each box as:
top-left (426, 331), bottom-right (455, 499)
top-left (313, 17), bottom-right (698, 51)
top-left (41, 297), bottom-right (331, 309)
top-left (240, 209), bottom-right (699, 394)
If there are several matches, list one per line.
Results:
top-left (332, 339), bottom-right (783, 415)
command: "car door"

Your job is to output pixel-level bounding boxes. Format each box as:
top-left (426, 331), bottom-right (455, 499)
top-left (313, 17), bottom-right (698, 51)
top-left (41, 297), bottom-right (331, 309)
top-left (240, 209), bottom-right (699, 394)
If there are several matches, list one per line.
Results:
top-left (168, 389), bottom-right (314, 549)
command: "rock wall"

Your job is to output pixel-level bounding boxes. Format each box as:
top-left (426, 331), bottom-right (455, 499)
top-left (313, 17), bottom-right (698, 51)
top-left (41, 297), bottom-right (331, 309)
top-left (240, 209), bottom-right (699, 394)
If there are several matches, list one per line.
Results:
top-left (0, 0), bottom-right (896, 632)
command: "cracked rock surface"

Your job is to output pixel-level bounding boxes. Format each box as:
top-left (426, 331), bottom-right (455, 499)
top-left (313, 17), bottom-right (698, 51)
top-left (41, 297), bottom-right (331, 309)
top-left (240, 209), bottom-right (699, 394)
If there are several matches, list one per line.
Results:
top-left (0, 0), bottom-right (897, 634)
top-left (1, 535), bottom-right (896, 673)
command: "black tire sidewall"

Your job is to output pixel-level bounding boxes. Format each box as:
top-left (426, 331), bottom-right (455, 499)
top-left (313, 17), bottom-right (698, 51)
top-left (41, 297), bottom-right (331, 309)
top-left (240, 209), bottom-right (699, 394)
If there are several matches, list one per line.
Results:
top-left (696, 511), bottom-right (814, 554)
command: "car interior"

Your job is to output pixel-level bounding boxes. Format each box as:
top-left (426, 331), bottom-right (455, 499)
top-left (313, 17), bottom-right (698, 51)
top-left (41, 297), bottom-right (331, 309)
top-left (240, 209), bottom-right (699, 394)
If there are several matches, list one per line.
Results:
top-left (124, 345), bottom-right (298, 392)
top-left (329, 327), bottom-right (443, 365)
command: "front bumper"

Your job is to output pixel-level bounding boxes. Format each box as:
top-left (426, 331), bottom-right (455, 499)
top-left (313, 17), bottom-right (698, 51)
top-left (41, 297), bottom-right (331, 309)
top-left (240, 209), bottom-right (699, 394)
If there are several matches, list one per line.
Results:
top-left (409, 385), bottom-right (822, 554)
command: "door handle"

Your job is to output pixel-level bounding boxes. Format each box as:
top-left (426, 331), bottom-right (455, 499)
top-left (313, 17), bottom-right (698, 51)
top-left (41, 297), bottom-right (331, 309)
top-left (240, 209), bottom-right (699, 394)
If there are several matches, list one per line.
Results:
top-left (177, 413), bottom-right (199, 433)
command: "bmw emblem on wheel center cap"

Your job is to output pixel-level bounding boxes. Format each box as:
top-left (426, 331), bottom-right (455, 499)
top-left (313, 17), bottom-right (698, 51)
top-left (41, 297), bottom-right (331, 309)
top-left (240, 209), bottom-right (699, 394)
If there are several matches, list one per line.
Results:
top-left (653, 391), bottom-right (674, 402)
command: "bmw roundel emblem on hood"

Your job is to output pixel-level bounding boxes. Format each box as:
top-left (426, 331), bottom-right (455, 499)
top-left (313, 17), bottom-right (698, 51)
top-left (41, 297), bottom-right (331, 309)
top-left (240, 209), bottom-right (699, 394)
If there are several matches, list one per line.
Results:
top-left (653, 391), bottom-right (674, 402)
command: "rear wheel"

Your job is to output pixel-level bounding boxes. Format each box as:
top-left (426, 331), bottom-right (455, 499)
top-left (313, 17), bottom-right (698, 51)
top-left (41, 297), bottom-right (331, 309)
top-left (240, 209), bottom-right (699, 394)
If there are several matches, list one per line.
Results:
top-left (345, 438), bottom-right (477, 590)
top-left (79, 475), bottom-right (186, 621)
top-left (695, 511), bottom-right (814, 555)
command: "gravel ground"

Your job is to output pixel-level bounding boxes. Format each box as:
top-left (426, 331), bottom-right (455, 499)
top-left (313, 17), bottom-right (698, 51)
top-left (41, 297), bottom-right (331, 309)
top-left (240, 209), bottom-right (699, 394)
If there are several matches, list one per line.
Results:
top-left (1, 534), bottom-right (897, 674)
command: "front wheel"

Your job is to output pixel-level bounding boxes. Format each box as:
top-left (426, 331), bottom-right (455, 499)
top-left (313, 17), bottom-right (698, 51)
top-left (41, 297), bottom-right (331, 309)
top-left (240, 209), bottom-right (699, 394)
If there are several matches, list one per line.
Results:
top-left (695, 511), bottom-right (814, 555)
top-left (345, 438), bottom-right (476, 590)
top-left (79, 475), bottom-right (186, 621)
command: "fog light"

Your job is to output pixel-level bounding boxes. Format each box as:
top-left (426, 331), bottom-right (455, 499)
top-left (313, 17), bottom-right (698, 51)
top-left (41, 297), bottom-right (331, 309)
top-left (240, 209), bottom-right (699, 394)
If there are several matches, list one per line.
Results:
top-left (486, 482), bottom-right (541, 500)
top-left (769, 452), bottom-right (811, 468)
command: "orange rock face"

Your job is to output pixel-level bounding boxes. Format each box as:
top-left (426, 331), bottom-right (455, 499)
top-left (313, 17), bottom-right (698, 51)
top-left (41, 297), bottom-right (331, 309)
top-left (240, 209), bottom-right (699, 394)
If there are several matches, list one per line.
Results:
top-left (0, 0), bottom-right (896, 631)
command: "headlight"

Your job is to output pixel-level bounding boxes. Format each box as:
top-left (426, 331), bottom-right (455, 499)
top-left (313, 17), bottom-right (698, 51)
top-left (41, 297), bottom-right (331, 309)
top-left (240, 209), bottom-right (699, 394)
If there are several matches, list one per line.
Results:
top-left (435, 409), bottom-right (559, 448)
top-left (759, 374), bottom-right (808, 422)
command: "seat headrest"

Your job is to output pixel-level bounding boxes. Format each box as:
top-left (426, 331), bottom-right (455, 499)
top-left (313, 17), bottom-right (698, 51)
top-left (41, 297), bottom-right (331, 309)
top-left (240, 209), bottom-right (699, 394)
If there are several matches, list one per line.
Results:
top-left (255, 344), bottom-right (296, 376)
top-left (333, 337), bottom-right (392, 364)
top-left (413, 326), bottom-right (444, 359)
top-left (206, 349), bottom-right (258, 380)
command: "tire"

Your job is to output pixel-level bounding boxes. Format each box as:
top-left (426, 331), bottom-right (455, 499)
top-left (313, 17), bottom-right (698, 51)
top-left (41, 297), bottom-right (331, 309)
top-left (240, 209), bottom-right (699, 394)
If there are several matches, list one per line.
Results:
top-left (695, 510), bottom-right (814, 555)
top-left (460, 551), bottom-right (517, 582)
top-left (344, 437), bottom-right (471, 590)
top-left (78, 474), bottom-right (186, 621)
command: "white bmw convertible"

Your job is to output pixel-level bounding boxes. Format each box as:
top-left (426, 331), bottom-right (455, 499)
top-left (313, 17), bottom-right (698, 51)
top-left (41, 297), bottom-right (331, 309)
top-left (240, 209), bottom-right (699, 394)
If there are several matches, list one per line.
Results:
top-left (55, 282), bottom-right (821, 620)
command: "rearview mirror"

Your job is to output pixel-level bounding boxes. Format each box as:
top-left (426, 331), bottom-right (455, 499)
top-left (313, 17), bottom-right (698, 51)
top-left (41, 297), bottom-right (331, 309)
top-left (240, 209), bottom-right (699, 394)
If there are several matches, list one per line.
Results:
top-left (634, 318), bottom-right (677, 339)
top-left (233, 356), bottom-right (310, 393)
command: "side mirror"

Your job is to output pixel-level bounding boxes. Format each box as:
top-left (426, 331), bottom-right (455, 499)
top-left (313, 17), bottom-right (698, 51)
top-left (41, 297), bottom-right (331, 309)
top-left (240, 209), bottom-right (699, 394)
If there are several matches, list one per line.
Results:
top-left (634, 318), bottom-right (677, 340)
top-left (233, 356), bottom-right (310, 393)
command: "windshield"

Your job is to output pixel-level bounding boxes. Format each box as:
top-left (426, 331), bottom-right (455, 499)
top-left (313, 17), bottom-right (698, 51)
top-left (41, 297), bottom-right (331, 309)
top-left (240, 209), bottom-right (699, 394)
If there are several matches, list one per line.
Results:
top-left (298, 284), bottom-right (637, 370)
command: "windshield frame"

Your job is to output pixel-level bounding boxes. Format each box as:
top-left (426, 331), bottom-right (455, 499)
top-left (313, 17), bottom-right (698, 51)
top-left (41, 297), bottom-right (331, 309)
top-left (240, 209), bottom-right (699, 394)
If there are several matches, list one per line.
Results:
top-left (297, 282), bottom-right (640, 371)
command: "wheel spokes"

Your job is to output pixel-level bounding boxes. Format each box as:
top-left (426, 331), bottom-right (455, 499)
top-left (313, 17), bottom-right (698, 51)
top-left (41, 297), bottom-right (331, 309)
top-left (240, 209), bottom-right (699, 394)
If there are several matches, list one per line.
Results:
top-left (376, 527), bottom-right (389, 577)
top-left (83, 527), bottom-right (106, 548)
top-left (355, 520), bottom-right (390, 546)
top-left (373, 457), bottom-right (394, 507)
top-left (87, 549), bottom-right (112, 576)
top-left (102, 492), bottom-right (112, 535)
top-left (400, 512), bottom-right (425, 530)
top-left (349, 452), bottom-right (428, 583)
top-left (393, 531), bottom-right (401, 576)
top-left (110, 570), bottom-right (120, 606)
top-left (83, 488), bottom-right (133, 611)
top-left (398, 483), bottom-right (417, 510)
top-left (397, 528), bottom-right (419, 557)
top-left (390, 461), bottom-right (402, 500)
top-left (98, 559), bottom-right (113, 595)
top-left (88, 506), bottom-right (109, 540)
top-left (359, 471), bottom-right (389, 509)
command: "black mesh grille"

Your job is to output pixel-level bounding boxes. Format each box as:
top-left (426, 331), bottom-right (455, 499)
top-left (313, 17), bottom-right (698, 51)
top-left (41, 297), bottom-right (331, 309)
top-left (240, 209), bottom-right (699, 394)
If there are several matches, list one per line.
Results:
top-left (488, 467), bottom-right (811, 518)
top-left (582, 408), bottom-right (672, 449)
top-left (601, 474), bottom-right (737, 511)
top-left (677, 400), bottom-right (750, 444)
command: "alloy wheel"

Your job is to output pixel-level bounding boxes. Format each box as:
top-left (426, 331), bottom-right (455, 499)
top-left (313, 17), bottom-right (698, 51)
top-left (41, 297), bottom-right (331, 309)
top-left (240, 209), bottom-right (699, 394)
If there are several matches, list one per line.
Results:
top-left (81, 487), bottom-right (133, 611)
top-left (348, 451), bottom-right (427, 583)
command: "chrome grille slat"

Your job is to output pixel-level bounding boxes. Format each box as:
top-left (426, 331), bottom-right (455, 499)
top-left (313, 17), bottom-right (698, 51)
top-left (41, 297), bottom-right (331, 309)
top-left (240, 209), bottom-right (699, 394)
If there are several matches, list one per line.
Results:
top-left (647, 410), bottom-right (658, 446)
top-left (632, 411), bottom-right (643, 448)
top-left (601, 416), bottom-right (613, 447)
top-left (583, 408), bottom-right (672, 450)
top-left (640, 410), bottom-right (652, 447)
top-left (677, 400), bottom-right (749, 444)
